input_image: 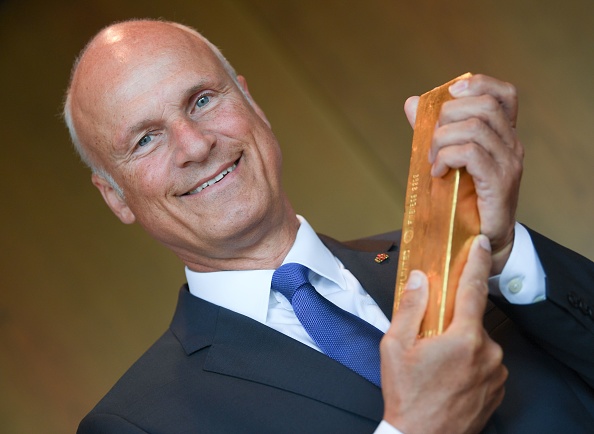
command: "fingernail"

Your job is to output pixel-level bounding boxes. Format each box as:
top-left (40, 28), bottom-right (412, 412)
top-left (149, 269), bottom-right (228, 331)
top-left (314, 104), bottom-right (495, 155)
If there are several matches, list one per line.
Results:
top-left (449, 79), bottom-right (468, 96)
top-left (406, 271), bottom-right (423, 290)
top-left (477, 234), bottom-right (491, 252)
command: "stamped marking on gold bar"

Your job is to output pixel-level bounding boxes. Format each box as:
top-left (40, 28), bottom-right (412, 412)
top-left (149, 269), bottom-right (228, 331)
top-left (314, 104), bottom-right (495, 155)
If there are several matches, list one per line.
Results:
top-left (394, 73), bottom-right (480, 337)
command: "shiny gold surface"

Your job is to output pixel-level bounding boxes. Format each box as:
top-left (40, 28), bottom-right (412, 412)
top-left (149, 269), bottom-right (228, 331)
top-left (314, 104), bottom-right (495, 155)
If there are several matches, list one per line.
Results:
top-left (393, 73), bottom-right (480, 337)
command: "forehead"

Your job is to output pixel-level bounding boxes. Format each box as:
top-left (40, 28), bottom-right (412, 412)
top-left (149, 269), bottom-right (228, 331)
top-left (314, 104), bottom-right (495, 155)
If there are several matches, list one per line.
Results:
top-left (84, 25), bottom-right (224, 102)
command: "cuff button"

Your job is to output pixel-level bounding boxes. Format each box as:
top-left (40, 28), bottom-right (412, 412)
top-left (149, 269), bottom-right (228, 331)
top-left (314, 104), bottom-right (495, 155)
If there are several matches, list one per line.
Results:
top-left (507, 277), bottom-right (523, 294)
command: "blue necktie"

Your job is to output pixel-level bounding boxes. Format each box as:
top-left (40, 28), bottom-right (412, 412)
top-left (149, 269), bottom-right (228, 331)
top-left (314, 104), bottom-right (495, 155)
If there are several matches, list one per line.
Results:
top-left (271, 262), bottom-right (383, 387)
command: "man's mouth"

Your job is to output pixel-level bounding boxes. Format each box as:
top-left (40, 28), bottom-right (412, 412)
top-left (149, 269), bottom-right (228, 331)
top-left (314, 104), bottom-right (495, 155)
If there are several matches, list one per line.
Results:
top-left (183, 162), bottom-right (238, 196)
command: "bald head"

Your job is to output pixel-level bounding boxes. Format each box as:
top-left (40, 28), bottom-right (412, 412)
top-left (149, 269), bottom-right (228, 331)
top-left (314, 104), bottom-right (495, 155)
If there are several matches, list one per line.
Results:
top-left (64, 20), bottom-right (237, 182)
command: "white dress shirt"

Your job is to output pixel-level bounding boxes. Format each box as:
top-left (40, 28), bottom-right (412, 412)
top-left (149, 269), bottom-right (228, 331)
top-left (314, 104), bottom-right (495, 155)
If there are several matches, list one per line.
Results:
top-left (186, 217), bottom-right (546, 434)
top-left (186, 217), bottom-right (391, 351)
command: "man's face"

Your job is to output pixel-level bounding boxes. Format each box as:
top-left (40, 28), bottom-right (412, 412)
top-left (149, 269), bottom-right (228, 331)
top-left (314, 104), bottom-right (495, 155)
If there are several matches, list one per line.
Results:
top-left (70, 24), bottom-right (291, 269)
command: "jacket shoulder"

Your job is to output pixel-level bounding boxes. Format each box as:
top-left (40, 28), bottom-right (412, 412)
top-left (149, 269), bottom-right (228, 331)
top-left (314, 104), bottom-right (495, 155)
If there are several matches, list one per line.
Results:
top-left (319, 230), bottom-right (401, 253)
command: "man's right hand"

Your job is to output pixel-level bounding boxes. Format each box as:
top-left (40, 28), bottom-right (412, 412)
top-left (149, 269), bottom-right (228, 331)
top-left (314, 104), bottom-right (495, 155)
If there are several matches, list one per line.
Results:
top-left (380, 235), bottom-right (507, 434)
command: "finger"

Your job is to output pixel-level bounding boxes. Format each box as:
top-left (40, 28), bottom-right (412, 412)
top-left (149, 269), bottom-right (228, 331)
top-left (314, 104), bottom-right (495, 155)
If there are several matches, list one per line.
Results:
top-left (449, 74), bottom-right (518, 127)
top-left (437, 96), bottom-right (518, 152)
top-left (430, 117), bottom-right (511, 166)
top-left (449, 235), bottom-right (492, 329)
top-left (404, 96), bottom-right (420, 128)
top-left (430, 135), bottom-right (520, 188)
top-left (430, 140), bottom-right (498, 179)
top-left (389, 270), bottom-right (429, 347)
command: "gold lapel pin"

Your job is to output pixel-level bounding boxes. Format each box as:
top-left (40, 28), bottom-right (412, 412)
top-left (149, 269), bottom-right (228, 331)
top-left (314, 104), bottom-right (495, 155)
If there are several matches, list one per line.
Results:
top-left (374, 253), bottom-right (389, 263)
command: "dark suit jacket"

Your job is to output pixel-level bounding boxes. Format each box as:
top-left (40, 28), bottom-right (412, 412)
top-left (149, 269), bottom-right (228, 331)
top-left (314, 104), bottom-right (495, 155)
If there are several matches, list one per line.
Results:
top-left (78, 228), bottom-right (594, 433)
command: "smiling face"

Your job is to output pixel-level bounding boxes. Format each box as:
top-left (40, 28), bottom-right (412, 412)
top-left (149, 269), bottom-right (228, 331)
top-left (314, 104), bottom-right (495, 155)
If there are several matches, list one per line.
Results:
top-left (68, 22), bottom-right (298, 271)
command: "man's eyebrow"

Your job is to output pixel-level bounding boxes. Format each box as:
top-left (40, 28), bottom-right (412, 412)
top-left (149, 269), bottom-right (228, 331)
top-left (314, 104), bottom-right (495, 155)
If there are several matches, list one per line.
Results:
top-left (181, 82), bottom-right (210, 108)
top-left (125, 119), bottom-right (154, 139)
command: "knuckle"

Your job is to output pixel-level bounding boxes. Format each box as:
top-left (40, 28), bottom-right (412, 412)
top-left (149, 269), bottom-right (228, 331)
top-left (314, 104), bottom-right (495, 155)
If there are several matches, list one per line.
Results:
top-left (432, 127), bottom-right (446, 145)
top-left (440, 99), bottom-right (454, 114)
top-left (489, 341), bottom-right (504, 364)
top-left (438, 102), bottom-right (453, 125)
top-left (500, 364), bottom-right (509, 382)
top-left (472, 73), bottom-right (487, 86)
top-left (515, 140), bottom-right (525, 159)
top-left (503, 155), bottom-right (523, 180)
top-left (380, 332), bottom-right (397, 349)
top-left (479, 94), bottom-right (499, 112)
top-left (512, 155), bottom-right (524, 173)
top-left (458, 329), bottom-right (484, 354)
top-left (463, 141), bottom-right (483, 159)
top-left (504, 81), bottom-right (517, 99)
top-left (380, 331), bottom-right (406, 356)
top-left (379, 337), bottom-right (395, 358)
top-left (472, 278), bottom-right (489, 296)
top-left (467, 117), bottom-right (486, 132)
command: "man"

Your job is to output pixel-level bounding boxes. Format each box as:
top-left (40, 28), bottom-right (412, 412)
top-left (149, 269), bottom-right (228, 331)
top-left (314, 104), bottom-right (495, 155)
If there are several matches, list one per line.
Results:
top-left (65, 19), bottom-right (594, 433)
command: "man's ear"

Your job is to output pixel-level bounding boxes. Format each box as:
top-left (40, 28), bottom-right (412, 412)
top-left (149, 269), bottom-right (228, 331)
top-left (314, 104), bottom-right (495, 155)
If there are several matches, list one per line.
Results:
top-left (91, 173), bottom-right (136, 224)
top-left (236, 75), bottom-right (271, 127)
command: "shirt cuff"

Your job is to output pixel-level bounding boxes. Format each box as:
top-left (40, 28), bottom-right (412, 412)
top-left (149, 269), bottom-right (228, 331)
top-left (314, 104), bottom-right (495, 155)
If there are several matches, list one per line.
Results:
top-left (488, 222), bottom-right (547, 304)
top-left (374, 420), bottom-right (405, 434)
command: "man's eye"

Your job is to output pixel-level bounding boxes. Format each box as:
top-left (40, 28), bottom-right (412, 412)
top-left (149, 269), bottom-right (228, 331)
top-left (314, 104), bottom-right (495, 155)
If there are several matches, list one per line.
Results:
top-left (138, 135), bottom-right (152, 147)
top-left (196, 95), bottom-right (210, 108)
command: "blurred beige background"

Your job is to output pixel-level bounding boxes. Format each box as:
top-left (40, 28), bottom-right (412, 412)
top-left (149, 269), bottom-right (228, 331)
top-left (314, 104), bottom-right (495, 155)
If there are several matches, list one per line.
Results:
top-left (1, 0), bottom-right (592, 432)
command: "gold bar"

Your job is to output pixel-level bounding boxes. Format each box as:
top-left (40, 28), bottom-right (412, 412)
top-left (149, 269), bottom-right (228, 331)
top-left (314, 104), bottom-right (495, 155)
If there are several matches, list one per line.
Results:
top-left (393, 73), bottom-right (480, 337)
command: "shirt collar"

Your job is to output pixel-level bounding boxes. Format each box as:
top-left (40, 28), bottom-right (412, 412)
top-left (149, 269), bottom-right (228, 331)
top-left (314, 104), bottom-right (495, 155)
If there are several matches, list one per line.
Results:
top-left (185, 216), bottom-right (346, 324)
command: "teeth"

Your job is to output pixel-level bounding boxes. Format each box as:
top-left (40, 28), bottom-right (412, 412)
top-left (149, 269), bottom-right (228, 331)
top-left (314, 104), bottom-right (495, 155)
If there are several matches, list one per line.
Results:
top-left (185, 163), bottom-right (237, 195)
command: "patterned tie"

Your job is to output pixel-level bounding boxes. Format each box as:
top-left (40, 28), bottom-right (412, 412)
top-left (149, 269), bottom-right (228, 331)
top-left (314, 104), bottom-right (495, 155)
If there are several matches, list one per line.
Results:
top-left (271, 262), bottom-right (383, 387)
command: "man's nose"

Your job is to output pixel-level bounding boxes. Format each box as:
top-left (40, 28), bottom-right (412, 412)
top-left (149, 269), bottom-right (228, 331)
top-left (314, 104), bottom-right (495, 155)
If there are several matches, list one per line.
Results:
top-left (171, 118), bottom-right (215, 167)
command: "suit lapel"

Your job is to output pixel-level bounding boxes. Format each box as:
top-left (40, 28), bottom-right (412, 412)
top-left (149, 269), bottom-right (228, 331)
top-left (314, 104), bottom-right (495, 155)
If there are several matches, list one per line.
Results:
top-left (320, 232), bottom-right (400, 320)
top-left (171, 287), bottom-right (384, 422)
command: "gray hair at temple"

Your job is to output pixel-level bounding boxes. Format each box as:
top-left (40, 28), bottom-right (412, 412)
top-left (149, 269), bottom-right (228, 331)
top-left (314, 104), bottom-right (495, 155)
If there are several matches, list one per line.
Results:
top-left (62, 19), bottom-right (239, 198)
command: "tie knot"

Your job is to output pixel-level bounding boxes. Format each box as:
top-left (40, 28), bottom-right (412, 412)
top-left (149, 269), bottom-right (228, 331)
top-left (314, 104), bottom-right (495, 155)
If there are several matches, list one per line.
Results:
top-left (271, 262), bottom-right (310, 301)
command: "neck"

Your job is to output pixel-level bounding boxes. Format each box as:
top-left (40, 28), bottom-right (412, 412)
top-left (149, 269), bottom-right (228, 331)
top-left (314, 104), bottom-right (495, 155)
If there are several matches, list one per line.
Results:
top-left (182, 205), bottom-right (300, 273)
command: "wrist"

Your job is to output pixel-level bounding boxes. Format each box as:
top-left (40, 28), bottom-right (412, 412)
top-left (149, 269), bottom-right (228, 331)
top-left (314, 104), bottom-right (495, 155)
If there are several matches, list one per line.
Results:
top-left (490, 235), bottom-right (514, 276)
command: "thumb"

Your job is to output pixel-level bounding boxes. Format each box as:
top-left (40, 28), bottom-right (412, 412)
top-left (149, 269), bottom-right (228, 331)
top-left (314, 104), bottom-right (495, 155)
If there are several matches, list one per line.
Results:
top-left (404, 96), bottom-right (420, 128)
top-left (449, 234), bottom-right (492, 332)
top-left (388, 270), bottom-right (429, 347)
